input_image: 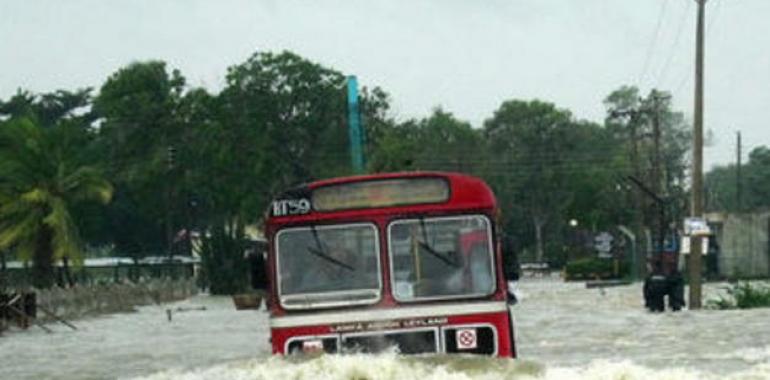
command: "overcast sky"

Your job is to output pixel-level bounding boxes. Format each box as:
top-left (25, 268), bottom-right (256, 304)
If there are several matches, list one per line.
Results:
top-left (1, 0), bottom-right (768, 168)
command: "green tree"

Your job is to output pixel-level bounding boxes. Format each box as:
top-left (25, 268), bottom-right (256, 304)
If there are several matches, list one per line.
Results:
top-left (414, 108), bottom-right (484, 173)
top-left (483, 100), bottom-right (578, 263)
top-left (0, 88), bottom-right (95, 129)
top-left (93, 61), bottom-right (186, 258)
top-left (707, 146), bottom-right (770, 212)
top-left (482, 100), bottom-right (624, 264)
top-left (367, 119), bottom-right (421, 172)
top-left (603, 86), bottom-right (691, 252)
top-left (0, 118), bottom-right (112, 288)
top-left (368, 108), bottom-right (483, 174)
top-left (190, 51), bottom-right (367, 293)
top-left (706, 164), bottom-right (739, 211)
top-left (744, 147), bottom-right (770, 210)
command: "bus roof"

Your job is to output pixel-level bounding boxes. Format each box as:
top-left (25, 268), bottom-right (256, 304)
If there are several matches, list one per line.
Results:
top-left (266, 171), bottom-right (496, 224)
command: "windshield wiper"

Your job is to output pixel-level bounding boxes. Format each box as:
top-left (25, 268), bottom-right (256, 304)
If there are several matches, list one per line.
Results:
top-left (307, 226), bottom-right (354, 271)
top-left (418, 217), bottom-right (460, 268)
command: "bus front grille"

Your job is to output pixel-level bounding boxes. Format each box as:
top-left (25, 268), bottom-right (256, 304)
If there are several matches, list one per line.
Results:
top-left (342, 329), bottom-right (438, 354)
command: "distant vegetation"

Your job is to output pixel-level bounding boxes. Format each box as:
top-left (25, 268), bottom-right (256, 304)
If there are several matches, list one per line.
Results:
top-left (706, 148), bottom-right (770, 212)
top-left (564, 258), bottom-right (629, 281)
top-left (0, 50), bottom-right (765, 292)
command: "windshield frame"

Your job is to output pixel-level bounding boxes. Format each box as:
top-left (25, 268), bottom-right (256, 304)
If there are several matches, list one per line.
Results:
top-left (387, 214), bottom-right (497, 303)
top-left (275, 222), bottom-right (382, 310)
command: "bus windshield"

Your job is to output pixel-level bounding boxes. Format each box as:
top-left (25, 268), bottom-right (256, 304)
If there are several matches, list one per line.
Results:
top-left (389, 215), bottom-right (495, 301)
top-left (276, 223), bottom-right (380, 309)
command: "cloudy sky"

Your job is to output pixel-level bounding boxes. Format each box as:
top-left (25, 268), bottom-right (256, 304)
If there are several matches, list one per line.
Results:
top-left (1, 0), bottom-right (768, 168)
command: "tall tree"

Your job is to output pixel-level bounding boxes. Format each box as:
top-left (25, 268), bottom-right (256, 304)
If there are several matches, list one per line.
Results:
top-left (744, 147), bottom-right (770, 210)
top-left (484, 100), bottom-right (583, 263)
top-left (0, 88), bottom-right (94, 129)
top-left (190, 51), bottom-right (369, 293)
top-left (93, 61), bottom-right (186, 258)
top-left (603, 86), bottom-right (691, 250)
top-left (0, 118), bottom-right (112, 288)
top-left (368, 108), bottom-right (483, 174)
top-left (708, 146), bottom-right (770, 212)
top-left (705, 164), bottom-right (739, 211)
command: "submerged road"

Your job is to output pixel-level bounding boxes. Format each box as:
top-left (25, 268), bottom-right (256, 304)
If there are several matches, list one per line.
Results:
top-left (2, 278), bottom-right (769, 379)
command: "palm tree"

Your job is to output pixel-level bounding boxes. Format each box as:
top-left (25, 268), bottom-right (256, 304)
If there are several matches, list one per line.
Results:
top-left (0, 118), bottom-right (112, 288)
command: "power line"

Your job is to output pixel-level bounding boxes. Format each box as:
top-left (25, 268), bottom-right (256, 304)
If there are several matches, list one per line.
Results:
top-left (655, 0), bottom-right (692, 89)
top-left (638, 0), bottom-right (670, 88)
top-left (672, 0), bottom-right (722, 97)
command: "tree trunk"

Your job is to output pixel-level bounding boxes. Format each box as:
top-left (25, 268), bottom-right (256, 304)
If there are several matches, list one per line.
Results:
top-left (0, 250), bottom-right (6, 292)
top-left (62, 256), bottom-right (74, 288)
top-left (534, 217), bottom-right (546, 263)
top-left (32, 226), bottom-right (54, 289)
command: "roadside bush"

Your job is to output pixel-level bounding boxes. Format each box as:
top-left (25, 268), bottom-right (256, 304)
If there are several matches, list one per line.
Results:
top-left (197, 222), bottom-right (250, 295)
top-left (707, 282), bottom-right (770, 310)
top-left (706, 293), bottom-right (734, 310)
top-left (564, 257), bottom-right (628, 280)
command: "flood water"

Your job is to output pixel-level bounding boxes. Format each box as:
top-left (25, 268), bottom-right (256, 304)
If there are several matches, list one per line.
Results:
top-left (2, 278), bottom-right (770, 379)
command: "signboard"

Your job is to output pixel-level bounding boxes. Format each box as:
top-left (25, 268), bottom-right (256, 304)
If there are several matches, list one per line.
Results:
top-left (594, 232), bottom-right (614, 258)
top-left (456, 328), bottom-right (478, 350)
top-left (271, 198), bottom-right (311, 217)
top-left (684, 217), bottom-right (711, 236)
top-left (331, 317), bottom-right (448, 333)
top-left (313, 178), bottom-right (449, 212)
top-left (680, 236), bottom-right (708, 255)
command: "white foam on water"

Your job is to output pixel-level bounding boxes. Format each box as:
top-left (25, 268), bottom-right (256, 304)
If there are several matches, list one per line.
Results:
top-left (129, 354), bottom-right (537, 380)
top-left (5, 278), bottom-right (770, 379)
top-left (129, 355), bottom-right (770, 380)
top-left (702, 345), bottom-right (770, 364)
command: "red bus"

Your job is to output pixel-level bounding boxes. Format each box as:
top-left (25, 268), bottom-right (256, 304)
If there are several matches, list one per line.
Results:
top-left (265, 172), bottom-right (516, 357)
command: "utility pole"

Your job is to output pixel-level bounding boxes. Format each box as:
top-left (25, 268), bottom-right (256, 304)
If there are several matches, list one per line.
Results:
top-left (736, 131), bottom-right (742, 211)
top-left (689, 0), bottom-right (707, 309)
top-left (649, 91), bottom-right (670, 254)
top-left (166, 145), bottom-right (176, 264)
top-left (626, 175), bottom-right (669, 272)
top-left (649, 91), bottom-right (671, 195)
top-left (651, 93), bottom-right (662, 201)
top-left (0, 249), bottom-right (6, 292)
top-left (611, 107), bottom-right (646, 276)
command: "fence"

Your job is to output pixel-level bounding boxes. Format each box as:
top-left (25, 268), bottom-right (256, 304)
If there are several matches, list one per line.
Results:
top-left (1, 278), bottom-right (197, 334)
top-left (2, 257), bottom-right (198, 290)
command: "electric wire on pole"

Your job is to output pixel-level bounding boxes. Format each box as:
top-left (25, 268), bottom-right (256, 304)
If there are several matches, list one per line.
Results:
top-left (655, 0), bottom-right (691, 90)
top-left (638, 0), bottom-right (670, 87)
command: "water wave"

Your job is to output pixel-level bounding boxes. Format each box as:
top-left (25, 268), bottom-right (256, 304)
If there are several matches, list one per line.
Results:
top-left (129, 354), bottom-right (770, 380)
